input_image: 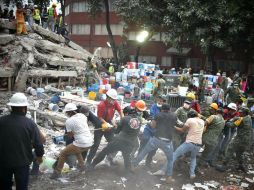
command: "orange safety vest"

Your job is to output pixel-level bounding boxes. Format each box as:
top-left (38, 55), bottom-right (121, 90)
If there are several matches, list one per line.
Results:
top-left (16, 9), bottom-right (25, 24)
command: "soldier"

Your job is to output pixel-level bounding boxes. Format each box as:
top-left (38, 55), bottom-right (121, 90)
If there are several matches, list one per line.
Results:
top-left (153, 74), bottom-right (165, 98)
top-left (221, 72), bottom-right (228, 91)
top-left (224, 83), bottom-right (241, 104)
top-left (199, 103), bottom-right (225, 166)
top-left (173, 99), bottom-right (193, 148)
top-left (219, 107), bottom-right (252, 172)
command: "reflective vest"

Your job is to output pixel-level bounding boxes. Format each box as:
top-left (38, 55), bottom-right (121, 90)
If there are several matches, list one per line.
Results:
top-left (16, 9), bottom-right (25, 23)
top-left (48, 7), bottom-right (54, 17)
top-left (33, 9), bottom-right (40, 20)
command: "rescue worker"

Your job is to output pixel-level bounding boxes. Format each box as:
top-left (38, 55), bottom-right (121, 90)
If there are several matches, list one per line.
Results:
top-left (224, 83), bottom-right (241, 104)
top-left (86, 89), bottom-right (124, 167)
top-left (219, 107), bottom-right (252, 172)
top-left (32, 5), bottom-right (40, 25)
top-left (180, 68), bottom-right (191, 87)
top-left (211, 83), bottom-right (224, 107)
top-left (153, 110), bottom-right (205, 179)
top-left (0, 93), bottom-right (44, 190)
top-left (137, 96), bottom-right (165, 167)
top-left (221, 72), bottom-right (228, 91)
top-left (89, 100), bottom-right (146, 173)
top-left (153, 73), bottom-right (166, 98)
top-left (16, 2), bottom-right (27, 35)
top-left (199, 103), bottom-right (225, 166)
top-left (108, 63), bottom-right (115, 75)
top-left (47, 3), bottom-right (57, 31)
top-left (133, 104), bottom-right (177, 183)
top-left (173, 99), bottom-right (193, 148)
top-left (41, 7), bottom-right (48, 29)
top-left (187, 92), bottom-right (201, 113)
top-left (51, 103), bottom-right (93, 179)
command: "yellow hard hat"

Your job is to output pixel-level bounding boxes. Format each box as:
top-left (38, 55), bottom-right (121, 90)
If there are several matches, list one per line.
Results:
top-left (186, 92), bottom-right (195, 100)
top-left (210, 103), bottom-right (218, 110)
top-left (52, 3), bottom-right (57, 7)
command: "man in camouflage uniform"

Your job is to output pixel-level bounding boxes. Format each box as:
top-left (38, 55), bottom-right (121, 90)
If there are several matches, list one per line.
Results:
top-left (199, 103), bottom-right (225, 166)
top-left (153, 74), bottom-right (165, 98)
top-left (173, 99), bottom-right (193, 148)
top-left (221, 72), bottom-right (228, 91)
top-left (222, 107), bottom-right (252, 172)
top-left (224, 83), bottom-right (241, 104)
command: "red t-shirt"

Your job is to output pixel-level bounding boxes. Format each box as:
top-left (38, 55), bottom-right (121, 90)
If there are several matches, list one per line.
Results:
top-left (223, 109), bottom-right (240, 121)
top-left (97, 100), bottom-right (121, 122)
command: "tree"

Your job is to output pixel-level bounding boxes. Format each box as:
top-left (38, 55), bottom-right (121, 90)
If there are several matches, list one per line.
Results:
top-left (88, 0), bottom-right (119, 66)
top-left (114, 0), bottom-right (254, 73)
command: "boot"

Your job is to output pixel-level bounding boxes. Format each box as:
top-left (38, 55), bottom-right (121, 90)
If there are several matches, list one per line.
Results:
top-left (30, 161), bottom-right (40, 175)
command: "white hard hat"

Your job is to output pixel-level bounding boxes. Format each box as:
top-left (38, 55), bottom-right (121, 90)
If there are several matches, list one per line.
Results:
top-left (106, 89), bottom-right (118, 100)
top-left (228, 103), bottom-right (237, 111)
top-left (34, 5), bottom-right (38, 8)
top-left (7, 93), bottom-right (29, 107)
top-left (63, 103), bottom-right (77, 112)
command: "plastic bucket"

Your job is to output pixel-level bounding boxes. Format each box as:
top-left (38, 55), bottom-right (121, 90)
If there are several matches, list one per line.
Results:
top-left (52, 135), bottom-right (65, 144)
top-left (88, 91), bottom-right (96, 100)
top-left (36, 88), bottom-right (45, 98)
top-left (48, 103), bottom-right (59, 112)
top-left (50, 95), bottom-right (60, 104)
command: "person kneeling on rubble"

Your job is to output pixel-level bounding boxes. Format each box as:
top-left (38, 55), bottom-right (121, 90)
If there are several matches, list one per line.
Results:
top-left (87, 100), bottom-right (146, 174)
top-left (51, 103), bottom-right (93, 179)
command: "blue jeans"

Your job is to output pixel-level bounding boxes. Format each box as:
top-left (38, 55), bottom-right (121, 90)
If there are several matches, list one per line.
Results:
top-left (133, 137), bottom-right (174, 176)
top-left (0, 165), bottom-right (30, 190)
top-left (160, 142), bottom-right (200, 176)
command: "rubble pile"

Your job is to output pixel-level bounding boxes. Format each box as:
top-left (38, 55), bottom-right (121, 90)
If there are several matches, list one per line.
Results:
top-left (0, 18), bottom-right (92, 92)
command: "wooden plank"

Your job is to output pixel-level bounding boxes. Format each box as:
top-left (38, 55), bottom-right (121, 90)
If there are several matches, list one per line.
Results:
top-left (28, 69), bottom-right (78, 78)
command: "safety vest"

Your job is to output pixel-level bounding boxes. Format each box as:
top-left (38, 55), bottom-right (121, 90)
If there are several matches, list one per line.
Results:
top-left (48, 7), bottom-right (54, 17)
top-left (33, 9), bottom-right (40, 20)
top-left (16, 9), bottom-right (25, 24)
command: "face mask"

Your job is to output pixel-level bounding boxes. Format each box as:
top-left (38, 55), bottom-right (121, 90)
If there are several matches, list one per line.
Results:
top-left (157, 103), bottom-right (162, 108)
top-left (183, 103), bottom-right (190, 109)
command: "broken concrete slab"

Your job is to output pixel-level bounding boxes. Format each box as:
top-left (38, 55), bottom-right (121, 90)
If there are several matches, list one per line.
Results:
top-left (68, 41), bottom-right (92, 56)
top-left (28, 69), bottom-right (78, 78)
top-left (32, 24), bottom-right (65, 43)
top-left (14, 63), bottom-right (29, 91)
top-left (0, 34), bottom-right (15, 45)
top-left (0, 18), bottom-right (31, 31)
top-left (49, 57), bottom-right (87, 68)
top-left (0, 67), bottom-right (15, 77)
top-left (35, 40), bottom-right (89, 60)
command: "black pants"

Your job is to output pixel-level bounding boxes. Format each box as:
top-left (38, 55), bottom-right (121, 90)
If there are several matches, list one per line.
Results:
top-left (86, 129), bottom-right (114, 164)
top-left (0, 165), bottom-right (30, 190)
top-left (92, 137), bottom-right (133, 170)
top-left (138, 138), bottom-right (157, 166)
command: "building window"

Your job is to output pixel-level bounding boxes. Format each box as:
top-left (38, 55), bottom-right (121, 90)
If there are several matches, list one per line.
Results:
top-left (95, 24), bottom-right (123, 35)
top-left (149, 33), bottom-right (160, 41)
top-left (72, 24), bottom-right (90, 35)
top-left (94, 47), bottom-right (113, 58)
top-left (65, 5), bottom-right (70, 16)
top-left (161, 56), bottom-right (172, 66)
top-left (127, 31), bottom-right (138, 40)
top-left (138, 56), bottom-right (157, 64)
top-left (73, 2), bottom-right (89, 12)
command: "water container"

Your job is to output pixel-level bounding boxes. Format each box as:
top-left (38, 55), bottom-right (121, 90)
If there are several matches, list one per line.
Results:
top-left (88, 91), bottom-right (96, 100)
top-left (48, 103), bottom-right (59, 112)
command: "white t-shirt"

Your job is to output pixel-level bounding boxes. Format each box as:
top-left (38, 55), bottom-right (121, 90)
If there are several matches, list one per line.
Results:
top-left (185, 117), bottom-right (204, 144)
top-left (66, 113), bottom-right (93, 148)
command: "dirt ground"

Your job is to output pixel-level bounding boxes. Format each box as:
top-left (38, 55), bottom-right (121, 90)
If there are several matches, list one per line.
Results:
top-left (28, 151), bottom-right (254, 190)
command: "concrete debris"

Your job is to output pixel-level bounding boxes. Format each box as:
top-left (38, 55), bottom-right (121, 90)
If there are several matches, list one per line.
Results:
top-left (0, 18), bottom-right (92, 91)
top-left (194, 183), bottom-right (209, 190)
top-left (182, 184), bottom-right (195, 190)
top-left (204, 181), bottom-right (220, 188)
top-left (245, 177), bottom-right (254, 183)
top-left (154, 184), bottom-right (161, 188)
top-left (240, 182), bottom-right (249, 188)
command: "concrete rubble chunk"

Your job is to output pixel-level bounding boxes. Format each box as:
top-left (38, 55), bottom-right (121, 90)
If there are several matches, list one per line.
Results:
top-left (32, 24), bottom-right (65, 43)
top-left (35, 40), bottom-right (90, 60)
top-left (182, 184), bottom-right (195, 190)
top-left (28, 69), bottom-right (78, 78)
top-left (49, 57), bottom-right (87, 68)
top-left (0, 18), bottom-right (31, 31)
top-left (0, 34), bottom-right (15, 45)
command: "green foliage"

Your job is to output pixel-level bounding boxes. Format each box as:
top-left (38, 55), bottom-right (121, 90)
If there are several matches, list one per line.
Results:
top-left (114, 0), bottom-right (254, 53)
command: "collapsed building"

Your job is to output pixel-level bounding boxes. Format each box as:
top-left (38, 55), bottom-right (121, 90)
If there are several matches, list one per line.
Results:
top-left (0, 18), bottom-right (93, 92)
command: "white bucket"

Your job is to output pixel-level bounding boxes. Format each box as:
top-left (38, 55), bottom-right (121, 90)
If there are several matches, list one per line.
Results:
top-left (178, 86), bottom-right (188, 96)
top-left (48, 103), bottom-right (59, 112)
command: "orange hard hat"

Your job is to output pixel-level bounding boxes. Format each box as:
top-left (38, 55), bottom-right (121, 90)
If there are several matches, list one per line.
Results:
top-left (135, 100), bottom-right (147, 111)
top-left (210, 103), bottom-right (218, 110)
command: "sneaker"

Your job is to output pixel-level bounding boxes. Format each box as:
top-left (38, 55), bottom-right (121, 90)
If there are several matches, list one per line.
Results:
top-left (165, 176), bottom-right (175, 183)
top-left (50, 171), bottom-right (61, 180)
top-left (152, 170), bottom-right (165, 176)
top-left (190, 174), bottom-right (196, 179)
